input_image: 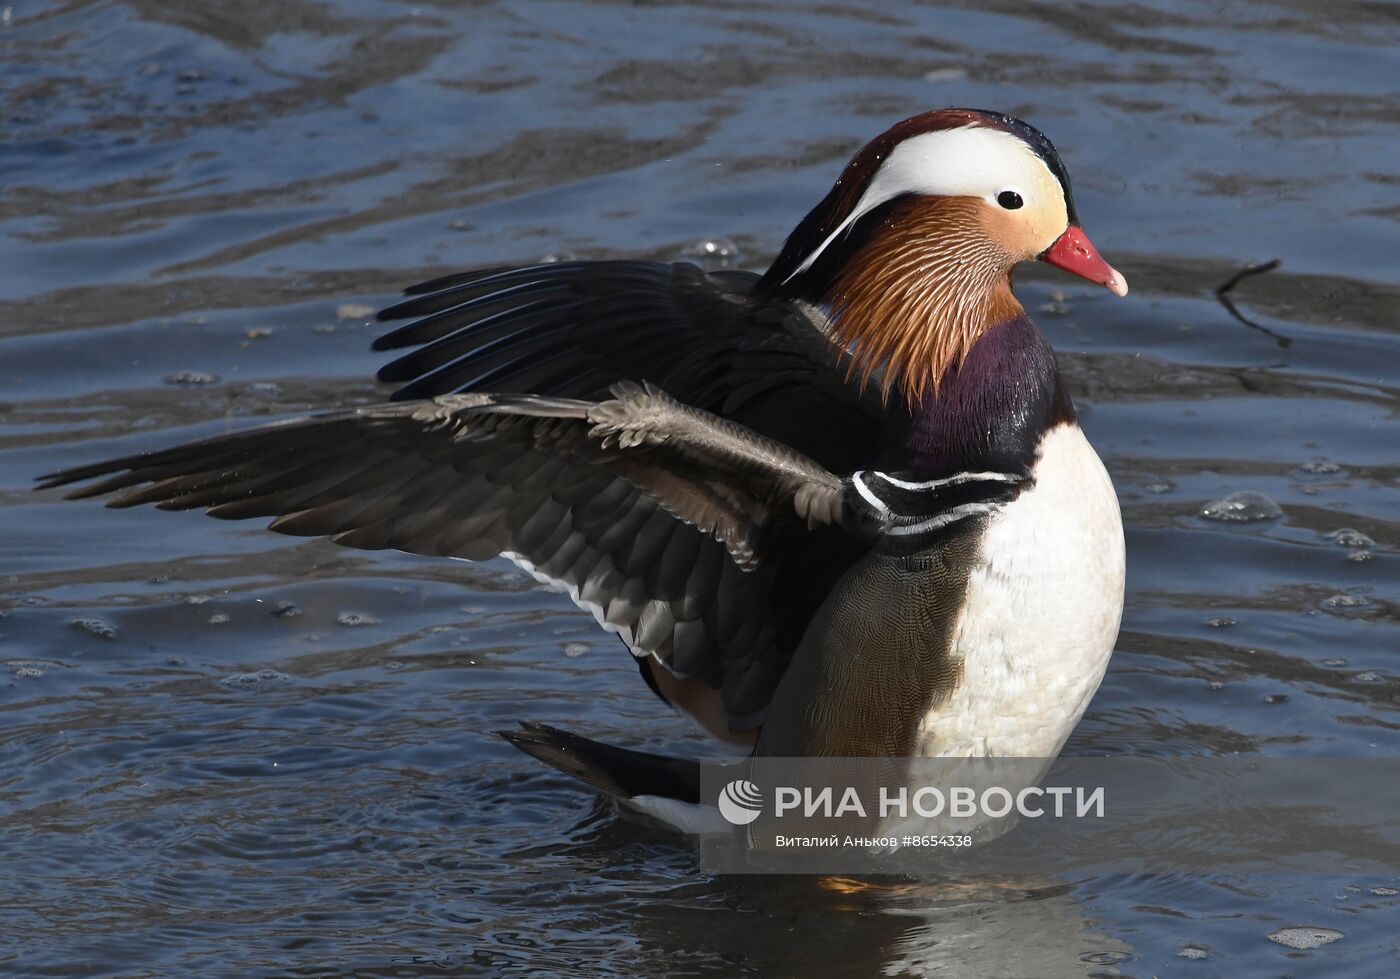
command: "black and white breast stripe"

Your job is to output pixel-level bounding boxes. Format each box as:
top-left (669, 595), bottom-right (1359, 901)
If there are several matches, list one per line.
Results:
top-left (843, 468), bottom-right (1031, 549)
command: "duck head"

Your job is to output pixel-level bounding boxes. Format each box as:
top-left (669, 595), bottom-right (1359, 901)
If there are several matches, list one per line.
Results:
top-left (759, 108), bottom-right (1127, 405)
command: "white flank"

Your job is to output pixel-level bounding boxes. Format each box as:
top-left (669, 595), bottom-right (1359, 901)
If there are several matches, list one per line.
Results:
top-left (919, 424), bottom-right (1125, 758)
top-left (789, 125), bottom-right (1059, 278)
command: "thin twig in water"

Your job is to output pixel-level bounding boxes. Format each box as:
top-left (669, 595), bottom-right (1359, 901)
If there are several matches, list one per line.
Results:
top-left (1216, 258), bottom-right (1282, 296)
top-left (1215, 258), bottom-right (1290, 348)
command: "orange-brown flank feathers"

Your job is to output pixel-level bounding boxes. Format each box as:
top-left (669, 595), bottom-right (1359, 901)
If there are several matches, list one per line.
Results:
top-left (823, 196), bottom-right (1024, 407)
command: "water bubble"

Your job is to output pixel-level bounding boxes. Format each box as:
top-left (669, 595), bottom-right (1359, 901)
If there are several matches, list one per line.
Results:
top-left (244, 327), bottom-right (274, 339)
top-left (164, 370), bottom-right (220, 385)
top-left (448, 219), bottom-right (475, 232)
top-left (1329, 528), bottom-right (1376, 549)
top-left (682, 236), bottom-right (739, 269)
top-left (184, 594), bottom-right (212, 605)
top-left (1263, 693), bottom-right (1288, 705)
top-left (1078, 950), bottom-right (1129, 966)
top-left (1267, 927), bottom-right (1343, 950)
top-left (1352, 671), bottom-right (1383, 684)
top-left (1200, 491), bottom-right (1282, 522)
top-left (1142, 479), bottom-right (1175, 495)
top-left (220, 669), bottom-right (292, 689)
top-left (336, 611), bottom-right (379, 627)
top-left (1297, 460), bottom-right (1342, 476)
top-left (1370, 886), bottom-right (1398, 896)
top-left (69, 616), bottom-right (117, 639)
top-left (562, 642), bottom-right (589, 658)
top-left (1320, 658), bottom-right (1348, 668)
top-left (11, 665), bottom-right (44, 679)
top-left (207, 613), bottom-right (229, 625)
top-left (1347, 550), bottom-right (1373, 563)
top-left (1323, 594), bottom-right (1371, 611)
top-left (271, 602), bottom-right (302, 619)
top-left (1208, 681), bottom-right (1225, 691)
top-left (1176, 945), bottom-right (1208, 960)
top-left (1206, 617), bottom-right (1236, 628)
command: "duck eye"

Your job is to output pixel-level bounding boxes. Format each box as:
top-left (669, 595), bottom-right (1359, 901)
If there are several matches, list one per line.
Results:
top-left (997, 191), bottom-right (1024, 210)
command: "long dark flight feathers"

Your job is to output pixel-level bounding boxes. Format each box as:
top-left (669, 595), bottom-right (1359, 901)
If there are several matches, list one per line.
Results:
top-left (38, 381), bottom-right (844, 569)
top-left (500, 721), bottom-right (700, 804)
top-left (37, 259), bottom-right (892, 728)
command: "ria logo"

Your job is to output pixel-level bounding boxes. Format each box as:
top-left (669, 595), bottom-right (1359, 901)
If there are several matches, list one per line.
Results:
top-left (717, 778), bottom-right (763, 826)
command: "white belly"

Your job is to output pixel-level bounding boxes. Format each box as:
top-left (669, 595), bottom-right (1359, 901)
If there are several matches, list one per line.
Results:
top-left (918, 423), bottom-right (1125, 757)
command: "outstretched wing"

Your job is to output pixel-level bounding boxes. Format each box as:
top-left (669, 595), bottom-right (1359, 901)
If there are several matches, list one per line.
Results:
top-left (373, 262), bottom-right (758, 403)
top-left (39, 383), bottom-right (865, 729)
top-left (371, 260), bottom-right (893, 474)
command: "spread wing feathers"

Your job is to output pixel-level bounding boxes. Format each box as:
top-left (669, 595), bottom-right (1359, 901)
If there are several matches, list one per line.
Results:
top-left (372, 261), bottom-right (767, 404)
top-left (38, 383), bottom-right (854, 725)
top-left (585, 381), bottom-right (843, 556)
top-left (367, 261), bottom-right (888, 481)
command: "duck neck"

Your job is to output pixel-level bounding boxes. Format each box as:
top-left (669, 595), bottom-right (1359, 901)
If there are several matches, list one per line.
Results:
top-left (904, 313), bottom-right (1075, 477)
top-left (812, 199), bottom-right (1025, 408)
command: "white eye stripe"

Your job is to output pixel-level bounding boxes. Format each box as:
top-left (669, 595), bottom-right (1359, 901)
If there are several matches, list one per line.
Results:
top-left (786, 126), bottom-right (1059, 281)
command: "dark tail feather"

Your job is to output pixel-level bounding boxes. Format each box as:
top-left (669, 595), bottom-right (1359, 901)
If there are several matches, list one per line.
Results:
top-left (499, 722), bottom-right (699, 804)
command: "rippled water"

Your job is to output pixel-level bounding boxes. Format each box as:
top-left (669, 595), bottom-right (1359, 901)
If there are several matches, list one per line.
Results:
top-left (3, 1), bottom-right (1398, 975)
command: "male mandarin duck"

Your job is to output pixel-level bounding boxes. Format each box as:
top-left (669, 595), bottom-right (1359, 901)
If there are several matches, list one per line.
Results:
top-left (42, 109), bottom-right (1127, 821)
